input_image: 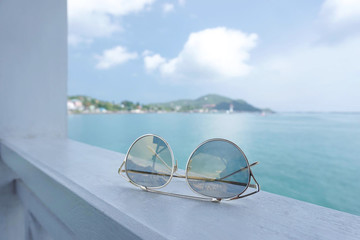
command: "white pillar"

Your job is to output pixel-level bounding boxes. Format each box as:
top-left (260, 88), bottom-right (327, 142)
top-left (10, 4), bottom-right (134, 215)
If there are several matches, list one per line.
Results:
top-left (0, 0), bottom-right (67, 238)
top-left (0, 0), bottom-right (67, 139)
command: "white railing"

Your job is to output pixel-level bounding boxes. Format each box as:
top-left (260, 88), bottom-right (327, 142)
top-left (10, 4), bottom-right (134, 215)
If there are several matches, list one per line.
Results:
top-left (1, 137), bottom-right (360, 240)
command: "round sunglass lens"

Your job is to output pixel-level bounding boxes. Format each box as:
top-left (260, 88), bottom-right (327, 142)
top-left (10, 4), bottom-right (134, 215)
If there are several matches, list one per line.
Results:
top-left (126, 135), bottom-right (173, 188)
top-left (186, 139), bottom-right (250, 199)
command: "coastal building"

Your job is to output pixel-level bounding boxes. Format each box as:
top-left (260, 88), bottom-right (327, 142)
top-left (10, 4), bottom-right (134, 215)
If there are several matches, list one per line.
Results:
top-left (67, 99), bottom-right (84, 112)
top-left (67, 100), bottom-right (75, 110)
top-left (229, 103), bottom-right (234, 113)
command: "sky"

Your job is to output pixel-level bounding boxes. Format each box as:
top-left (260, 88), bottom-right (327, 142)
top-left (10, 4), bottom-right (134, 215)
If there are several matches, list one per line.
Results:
top-left (68, 0), bottom-right (360, 112)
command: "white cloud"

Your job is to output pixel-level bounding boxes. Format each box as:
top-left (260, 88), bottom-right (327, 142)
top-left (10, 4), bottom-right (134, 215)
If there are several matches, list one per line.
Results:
top-left (245, 34), bottom-right (360, 111)
top-left (163, 3), bottom-right (175, 13)
top-left (321, 0), bottom-right (360, 25)
top-left (144, 54), bottom-right (166, 71)
top-left (239, 1), bottom-right (360, 111)
top-left (95, 46), bottom-right (138, 69)
top-left (142, 50), bottom-right (153, 56)
top-left (144, 27), bottom-right (257, 81)
top-left (178, 0), bottom-right (186, 6)
top-left (68, 0), bottom-right (155, 46)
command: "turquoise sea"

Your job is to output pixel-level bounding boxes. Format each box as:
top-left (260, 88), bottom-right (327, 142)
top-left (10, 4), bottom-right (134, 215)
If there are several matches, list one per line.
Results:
top-left (68, 113), bottom-right (360, 215)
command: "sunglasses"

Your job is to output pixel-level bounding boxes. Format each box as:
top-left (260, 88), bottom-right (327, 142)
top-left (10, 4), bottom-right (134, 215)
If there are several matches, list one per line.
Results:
top-left (118, 134), bottom-right (260, 202)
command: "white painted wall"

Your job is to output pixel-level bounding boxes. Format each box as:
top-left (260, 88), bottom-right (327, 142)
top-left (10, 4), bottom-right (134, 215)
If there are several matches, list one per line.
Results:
top-left (0, 0), bottom-right (67, 138)
top-left (0, 0), bottom-right (67, 238)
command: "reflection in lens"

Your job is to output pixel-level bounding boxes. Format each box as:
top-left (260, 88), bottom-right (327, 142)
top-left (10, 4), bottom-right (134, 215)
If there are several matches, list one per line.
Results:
top-left (126, 135), bottom-right (173, 188)
top-left (186, 140), bottom-right (250, 199)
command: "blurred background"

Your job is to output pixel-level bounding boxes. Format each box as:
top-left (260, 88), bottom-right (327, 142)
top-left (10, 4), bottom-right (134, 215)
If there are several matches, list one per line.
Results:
top-left (67, 0), bottom-right (360, 215)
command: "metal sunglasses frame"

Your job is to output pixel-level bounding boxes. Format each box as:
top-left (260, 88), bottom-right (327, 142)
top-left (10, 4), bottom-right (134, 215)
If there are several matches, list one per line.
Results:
top-left (118, 134), bottom-right (260, 202)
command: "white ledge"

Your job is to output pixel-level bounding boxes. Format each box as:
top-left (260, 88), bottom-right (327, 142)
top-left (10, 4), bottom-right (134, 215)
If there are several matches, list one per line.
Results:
top-left (1, 137), bottom-right (360, 240)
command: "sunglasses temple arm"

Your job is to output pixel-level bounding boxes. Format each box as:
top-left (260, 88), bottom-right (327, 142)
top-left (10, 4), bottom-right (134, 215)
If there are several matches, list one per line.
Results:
top-left (246, 162), bottom-right (259, 189)
top-left (120, 169), bottom-right (255, 188)
top-left (118, 159), bottom-right (259, 186)
top-left (118, 160), bottom-right (130, 182)
top-left (143, 171), bottom-right (259, 202)
top-left (118, 164), bottom-right (259, 201)
top-left (118, 159), bottom-right (183, 179)
top-left (146, 146), bottom-right (173, 171)
top-left (117, 164), bottom-right (219, 202)
top-left (143, 187), bottom-right (221, 202)
top-left (249, 161), bottom-right (259, 168)
top-left (231, 170), bottom-right (260, 200)
top-left (218, 161), bottom-right (259, 181)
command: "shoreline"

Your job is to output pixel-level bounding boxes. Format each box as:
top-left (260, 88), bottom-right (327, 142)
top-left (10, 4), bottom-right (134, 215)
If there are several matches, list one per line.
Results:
top-left (67, 111), bottom-right (360, 115)
top-left (67, 110), bottom-right (273, 115)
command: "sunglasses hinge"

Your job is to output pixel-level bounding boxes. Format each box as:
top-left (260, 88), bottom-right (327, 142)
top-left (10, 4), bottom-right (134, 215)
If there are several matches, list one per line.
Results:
top-left (140, 186), bottom-right (148, 191)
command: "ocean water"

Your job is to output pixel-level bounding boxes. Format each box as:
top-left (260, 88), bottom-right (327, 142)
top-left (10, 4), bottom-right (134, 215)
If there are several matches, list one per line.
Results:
top-left (68, 113), bottom-right (360, 215)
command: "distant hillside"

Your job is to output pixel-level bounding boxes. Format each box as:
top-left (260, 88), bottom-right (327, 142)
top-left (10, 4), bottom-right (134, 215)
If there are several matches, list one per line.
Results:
top-left (150, 94), bottom-right (270, 113)
top-left (68, 94), bottom-right (273, 114)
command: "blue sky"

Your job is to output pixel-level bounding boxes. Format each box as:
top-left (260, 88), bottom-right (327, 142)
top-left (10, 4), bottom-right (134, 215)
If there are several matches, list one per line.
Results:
top-left (68, 0), bottom-right (360, 111)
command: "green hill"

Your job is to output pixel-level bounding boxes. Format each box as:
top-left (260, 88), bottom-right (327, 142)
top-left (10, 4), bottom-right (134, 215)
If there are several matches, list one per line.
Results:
top-left (150, 94), bottom-right (266, 112)
top-left (68, 94), bottom-right (273, 113)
